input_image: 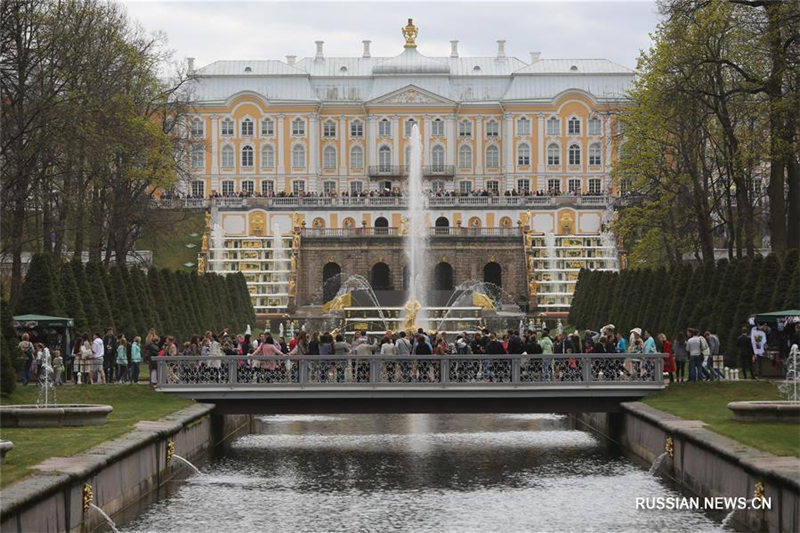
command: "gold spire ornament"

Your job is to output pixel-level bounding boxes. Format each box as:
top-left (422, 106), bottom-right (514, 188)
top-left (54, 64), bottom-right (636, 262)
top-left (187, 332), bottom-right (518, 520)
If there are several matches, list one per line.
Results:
top-left (402, 18), bottom-right (418, 48)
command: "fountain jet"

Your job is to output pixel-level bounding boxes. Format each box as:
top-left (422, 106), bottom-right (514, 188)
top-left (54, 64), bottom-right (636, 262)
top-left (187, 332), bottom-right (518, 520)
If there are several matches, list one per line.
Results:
top-left (403, 123), bottom-right (428, 331)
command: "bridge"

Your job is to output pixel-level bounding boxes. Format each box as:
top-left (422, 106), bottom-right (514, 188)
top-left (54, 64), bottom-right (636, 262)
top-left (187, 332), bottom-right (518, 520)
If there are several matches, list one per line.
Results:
top-left (155, 354), bottom-right (665, 414)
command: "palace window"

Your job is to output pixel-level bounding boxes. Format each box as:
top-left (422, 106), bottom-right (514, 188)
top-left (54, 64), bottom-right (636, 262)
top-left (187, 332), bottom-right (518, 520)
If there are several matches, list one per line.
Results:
top-left (241, 180), bottom-right (254, 195)
top-left (431, 181), bottom-right (444, 192)
top-left (568, 144), bottom-right (581, 165)
top-left (458, 145), bottom-right (472, 169)
top-left (589, 117), bottom-right (602, 136)
top-left (378, 146), bottom-right (391, 172)
top-left (588, 178), bottom-right (602, 194)
top-left (517, 116), bottom-right (531, 135)
top-left (221, 180), bottom-right (235, 196)
top-left (458, 120), bottom-right (472, 137)
top-left (323, 120), bottom-right (336, 138)
top-left (191, 146), bottom-right (204, 168)
top-left (190, 180), bottom-right (205, 198)
top-left (350, 146), bottom-right (363, 170)
top-left (261, 180), bottom-right (274, 196)
top-left (589, 143), bottom-right (602, 166)
top-left (568, 117), bottom-right (581, 135)
top-left (221, 145), bottom-right (234, 167)
top-left (432, 118), bottom-right (444, 137)
top-left (292, 118), bottom-right (305, 136)
top-left (379, 118), bottom-right (391, 136)
top-left (459, 181), bottom-right (472, 195)
top-left (241, 118), bottom-right (254, 136)
top-left (517, 143), bottom-right (530, 166)
top-left (485, 180), bottom-right (499, 195)
top-left (486, 120), bottom-right (499, 137)
top-left (323, 146), bottom-right (336, 170)
top-left (350, 120), bottom-right (363, 137)
top-left (546, 117), bottom-right (560, 136)
top-left (323, 181), bottom-right (337, 195)
top-left (350, 181), bottom-right (363, 196)
top-left (241, 146), bottom-right (254, 167)
top-left (547, 178), bottom-right (561, 194)
top-left (292, 180), bottom-right (305, 195)
top-left (486, 145), bottom-right (499, 169)
top-left (404, 118), bottom-right (417, 137)
top-left (547, 143), bottom-right (560, 165)
top-left (190, 118), bottom-right (204, 137)
top-left (261, 117), bottom-right (274, 136)
top-left (261, 145), bottom-right (275, 168)
top-left (517, 178), bottom-right (531, 193)
top-left (221, 118), bottom-right (234, 136)
top-left (568, 178), bottom-right (581, 193)
top-left (431, 145), bottom-right (445, 172)
top-left (292, 145), bottom-right (305, 168)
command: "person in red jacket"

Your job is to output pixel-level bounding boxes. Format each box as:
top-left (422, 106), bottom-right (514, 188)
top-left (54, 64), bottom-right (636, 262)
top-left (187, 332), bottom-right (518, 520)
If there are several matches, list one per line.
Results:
top-left (658, 333), bottom-right (675, 383)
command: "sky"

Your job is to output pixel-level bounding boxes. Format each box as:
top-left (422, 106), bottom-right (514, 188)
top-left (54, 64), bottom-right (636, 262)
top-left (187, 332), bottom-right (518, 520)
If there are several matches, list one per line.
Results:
top-left (121, 1), bottom-right (660, 71)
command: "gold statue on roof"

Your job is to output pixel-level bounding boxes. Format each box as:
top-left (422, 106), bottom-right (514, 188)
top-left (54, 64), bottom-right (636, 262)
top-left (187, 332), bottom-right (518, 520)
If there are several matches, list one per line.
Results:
top-left (402, 18), bottom-right (418, 49)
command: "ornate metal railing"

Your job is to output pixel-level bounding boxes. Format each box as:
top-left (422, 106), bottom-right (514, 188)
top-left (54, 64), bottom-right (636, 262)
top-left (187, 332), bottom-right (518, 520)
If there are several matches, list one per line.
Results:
top-left (422, 165), bottom-right (456, 178)
top-left (367, 165), bottom-right (408, 178)
top-left (156, 354), bottom-right (664, 387)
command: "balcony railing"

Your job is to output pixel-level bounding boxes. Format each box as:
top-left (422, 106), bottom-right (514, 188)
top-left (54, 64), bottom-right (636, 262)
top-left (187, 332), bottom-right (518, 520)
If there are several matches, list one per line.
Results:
top-left (423, 165), bottom-right (456, 178)
top-left (301, 227), bottom-right (522, 238)
top-left (367, 165), bottom-right (408, 178)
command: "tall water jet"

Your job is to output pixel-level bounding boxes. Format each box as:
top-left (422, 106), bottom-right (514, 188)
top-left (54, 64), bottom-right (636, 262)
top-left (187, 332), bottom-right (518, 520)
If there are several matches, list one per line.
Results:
top-left (272, 222), bottom-right (288, 301)
top-left (403, 124), bottom-right (428, 330)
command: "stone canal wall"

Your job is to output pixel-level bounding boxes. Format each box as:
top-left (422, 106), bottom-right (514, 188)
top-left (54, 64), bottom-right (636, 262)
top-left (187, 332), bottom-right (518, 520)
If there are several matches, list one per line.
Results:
top-left (0, 404), bottom-right (251, 533)
top-left (572, 402), bottom-right (800, 532)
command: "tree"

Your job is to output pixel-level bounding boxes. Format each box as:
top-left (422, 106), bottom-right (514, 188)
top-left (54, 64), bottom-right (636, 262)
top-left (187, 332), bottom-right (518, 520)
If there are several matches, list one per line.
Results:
top-left (773, 249), bottom-right (800, 309)
top-left (71, 259), bottom-right (99, 333)
top-left (84, 261), bottom-right (114, 333)
top-left (1, 295), bottom-right (19, 395)
top-left (17, 254), bottom-right (62, 316)
top-left (60, 261), bottom-right (87, 331)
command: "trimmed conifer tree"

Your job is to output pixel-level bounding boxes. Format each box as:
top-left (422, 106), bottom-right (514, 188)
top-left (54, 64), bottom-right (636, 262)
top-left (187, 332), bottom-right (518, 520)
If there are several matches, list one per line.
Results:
top-left (753, 254), bottom-right (781, 315)
top-left (72, 260), bottom-right (100, 333)
top-left (773, 249), bottom-right (800, 310)
top-left (131, 268), bottom-right (158, 332)
top-left (60, 261), bottom-right (87, 331)
top-left (148, 267), bottom-right (170, 335)
top-left (85, 261), bottom-right (115, 332)
top-left (17, 253), bottom-right (62, 316)
top-left (1, 295), bottom-right (20, 394)
top-left (121, 267), bottom-right (146, 336)
top-left (664, 264), bottom-right (692, 335)
top-left (109, 265), bottom-right (136, 338)
top-left (781, 252), bottom-right (800, 310)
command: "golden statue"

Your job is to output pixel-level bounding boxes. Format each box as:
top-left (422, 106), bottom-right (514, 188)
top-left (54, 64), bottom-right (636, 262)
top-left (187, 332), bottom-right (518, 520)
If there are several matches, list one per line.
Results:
top-left (519, 212), bottom-right (530, 228)
top-left (201, 233), bottom-right (209, 251)
top-left (399, 216), bottom-right (409, 236)
top-left (290, 254), bottom-right (297, 271)
top-left (529, 279), bottom-right (537, 296)
top-left (559, 210), bottom-right (575, 234)
top-left (402, 18), bottom-right (418, 49)
top-left (197, 256), bottom-right (206, 274)
top-left (403, 299), bottom-right (422, 331)
top-left (472, 292), bottom-right (495, 310)
top-left (204, 212), bottom-right (211, 230)
top-left (527, 255), bottom-right (534, 272)
top-left (292, 233), bottom-right (300, 250)
top-left (288, 279), bottom-right (296, 297)
top-left (526, 232), bottom-right (534, 248)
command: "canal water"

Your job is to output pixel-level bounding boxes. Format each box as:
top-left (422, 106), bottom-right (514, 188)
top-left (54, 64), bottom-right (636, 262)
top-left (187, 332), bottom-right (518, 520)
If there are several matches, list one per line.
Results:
top-left (122, 413), bottom-right (724, 532)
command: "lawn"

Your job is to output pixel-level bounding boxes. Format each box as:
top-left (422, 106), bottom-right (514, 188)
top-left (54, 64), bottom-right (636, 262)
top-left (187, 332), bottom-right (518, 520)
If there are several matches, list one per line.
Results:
top-left (0, 385), bottom-right (193, 488)
top-left (135, 209), bottom-right (204, 271)
top-left (642, 381), bottom-right (800, 458)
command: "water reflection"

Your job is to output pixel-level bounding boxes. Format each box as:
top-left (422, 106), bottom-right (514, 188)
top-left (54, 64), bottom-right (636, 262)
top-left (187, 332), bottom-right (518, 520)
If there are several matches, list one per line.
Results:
top-left (123, 414), bottom-right (722, 533)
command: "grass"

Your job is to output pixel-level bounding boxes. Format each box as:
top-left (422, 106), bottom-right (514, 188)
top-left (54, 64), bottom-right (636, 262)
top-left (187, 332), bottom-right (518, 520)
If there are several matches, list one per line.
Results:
top-left (642, 381), bottom-right (800, 458)
top-left (0, 385), bottom-right (193, 488)
top-left (135, 210), bottom-right (204, 271)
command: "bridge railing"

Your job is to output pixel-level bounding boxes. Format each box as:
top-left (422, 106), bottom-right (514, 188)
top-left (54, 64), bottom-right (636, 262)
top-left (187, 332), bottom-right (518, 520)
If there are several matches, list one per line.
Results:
top-left (156, 354), bottom-right (664, 388)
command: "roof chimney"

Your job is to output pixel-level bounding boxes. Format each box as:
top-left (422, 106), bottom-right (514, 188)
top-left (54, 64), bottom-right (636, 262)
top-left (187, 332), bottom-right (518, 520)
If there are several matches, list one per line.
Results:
top-left (315, 40), bottom-right (324, 61)
top-left (286, 55), bottom-right (296, 66)
top-left (362, 40), bottom-right (371, 58)
top-left (450, 40), bottom-right (459, 58)
top-left (529, 51), bottom-right (541, 64)
top-left (187, 57), bottom-right (195, 74)
top-left (496, 40), bottom-right (506, 59)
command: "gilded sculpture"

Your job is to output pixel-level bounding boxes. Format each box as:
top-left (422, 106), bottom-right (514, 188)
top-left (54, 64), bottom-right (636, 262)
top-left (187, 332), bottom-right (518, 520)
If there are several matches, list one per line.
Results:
top-left (402, 18), bottom-right (418, 49)
top-left (403, 299), bottom-right (422, 331)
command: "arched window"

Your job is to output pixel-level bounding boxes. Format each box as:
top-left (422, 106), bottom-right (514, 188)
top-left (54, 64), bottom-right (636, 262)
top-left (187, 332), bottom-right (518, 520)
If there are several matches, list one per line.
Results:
top-left (484, 262), bottom-right (502, 288)
top-left (241, 118), bottom-right (254, 136)
top-left (432, 118), bottom-right (444, 136)
top-left (261, 117), bottom-right (274, 136)
top-left (374, 216), bottom-right (389, 235)
top-left (292, 118), bottom-right (305, 136)
top-left (221, 118), bottom-right (234, 136)
top-left (546, 117), bottom-right (560, 136)
top-left (486, 145), bottom-right (499, 169)
top-left (404, 118), bottom-right (417, 137)
top-left (323, 146), bottom-right (336, 170)
top-left (434, 216), bottom-right (449, 235)
top-left (433, 262), bottom-right (454, 291)
top-left (431, 145), bottom-right (445, 171)
top-left (517, 143), bottom-right (530, 166)
top-left (589, 143), bottom-right (602, 166)
top-left (547, 143), bottom-right (560, 165)
top-left (241, 146), bottom-right (254, 167)
top-left (370, 262), bottom-right (391, 290)
top-left (486, 120), bottom-right (499, 137)
top-left (350, 120), bottom-right (363, 137)
top-left (261, 145), bottom-right (274, 168)
top-left (458, 145), bottom-right (472, 169)
top-left (517, 116), bottom-right (530, 135)
top-left (378, 145), bottom-right (391, 172)
top-left (191, 146), bottom-right (204, 168)
top-left (378, 118), bottom-right (391, 136)
top-left (221, 145), bottom-right (234, 167)
top-left (350, 146), bottom-right (363, 170)
top-left (323, 120), bottom-right (336, 138)
top-left (322, 263), bottom-right (341, 303)
top-left (459, 120), bottom-right (472, 137)
top-left (241, 180), bottom-right (254, 195)
top-left (292, 145), bottom-right (305, 168)
top-left (568, 117), bottom-right (581, 135)
top-left (190, 118), bottom-right (204, 136)
top-left (589, 117), bottom-right (602, 136)
top-left (568, 144), bottom-right (581, 165)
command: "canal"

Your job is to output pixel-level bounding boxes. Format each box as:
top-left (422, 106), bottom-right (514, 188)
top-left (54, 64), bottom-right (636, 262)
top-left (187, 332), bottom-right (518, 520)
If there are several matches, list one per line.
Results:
top-left (122, 413), bottom-right (723, 532)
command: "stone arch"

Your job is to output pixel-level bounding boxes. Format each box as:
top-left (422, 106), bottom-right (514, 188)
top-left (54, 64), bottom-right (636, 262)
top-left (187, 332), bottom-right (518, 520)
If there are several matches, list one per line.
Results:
top-left (370, 262), bottom-right (391, 290)
top-left (342, 217), bottom-right (356, 228)
top-left (312, 217), bottom-right (325, 229)
top-left (433, 262), bottom-right (454, 291)
top-left (499, 216), bottom-right (513, 228)
top-left (468, 216), bottom-right (482, 228)
top-left (374, 216), bottom-right (389, 235)
top-left (484, 261), bottom-right (502, 288)
top-left (322, 262), bottom-right (341, 303)
top-left (434, 216), bottom-right (449, 235)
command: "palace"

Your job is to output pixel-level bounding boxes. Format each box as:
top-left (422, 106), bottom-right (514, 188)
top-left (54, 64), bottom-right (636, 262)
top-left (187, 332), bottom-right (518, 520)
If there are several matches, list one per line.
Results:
top-left (191, 20), bottom-right (631, 320)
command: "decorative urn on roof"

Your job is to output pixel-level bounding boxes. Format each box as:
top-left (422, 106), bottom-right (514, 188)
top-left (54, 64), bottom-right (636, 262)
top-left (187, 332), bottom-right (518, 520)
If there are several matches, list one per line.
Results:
top-left (402, 18), bottom-right (418, 49)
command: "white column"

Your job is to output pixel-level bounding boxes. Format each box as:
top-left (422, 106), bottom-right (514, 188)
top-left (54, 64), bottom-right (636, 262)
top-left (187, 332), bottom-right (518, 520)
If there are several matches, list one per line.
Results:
top-left (475, 115), bottom-right (483, 175)
top-left (445, 114), bottom-right (456, 167)
top-left (309, 113), bottom-right (319, 176)
top-left (277, 114), bottom-right (285, 174)
top-left (537, 113), bottom-right (545, 173)
top-left (391, 115), bottom-right (400, 166)
top-left (339, 115), bottom-right (347, 175)
top-left (423, 115), bottom-right (431, 165)
top-left (604, 113), bottom-right (613, 193)
top-left (210, 115), bottom-right (219, 184)
top-left (367, 114), bottom-right (377, 169)
top-left (503, 112), bottom-right (513, 191)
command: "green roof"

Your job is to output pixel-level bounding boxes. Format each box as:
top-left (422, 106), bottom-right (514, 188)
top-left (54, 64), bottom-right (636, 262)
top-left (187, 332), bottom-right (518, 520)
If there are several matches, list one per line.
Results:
top-left (13, 314), bottom-right (75, 328)
top-left (753, 310), bottom-right (800, 323)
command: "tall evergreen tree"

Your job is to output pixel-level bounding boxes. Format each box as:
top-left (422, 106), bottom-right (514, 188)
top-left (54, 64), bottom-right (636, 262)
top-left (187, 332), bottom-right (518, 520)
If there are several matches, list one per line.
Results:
top-left (121, 267), bottom-right (146, 336)
top-left (60, 262), bottom-right (87, 331)
top-left (16, 254), bottom-right (62, 316)
top-left (108, 265), bottom-right (135, 338)
top-left (71, 260), bottom-right (100, 333)
top-left (753, 254), bottom-right (781, 314)
top-left (147, 267), bottom-right (170, 334)
top-left (773, 249), bottom-right (800, 309)
top-left (85, 261), bottom-right (114, 332)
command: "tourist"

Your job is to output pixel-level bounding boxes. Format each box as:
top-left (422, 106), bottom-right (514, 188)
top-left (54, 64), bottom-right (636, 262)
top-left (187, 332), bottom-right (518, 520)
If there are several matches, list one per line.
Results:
top-left (414, 335), bottom-right (433, 355)
top-left (92, 332), bottom-right (106, 384)
top-left (540, 330), bottom-right (554, 381)
top-left (308, 332), bottom-right (321, 355)
top-left (686, 329), bottom-right (703, 382)
top-left (395, 331), bottom-right (412, 355)
top-left (146, 335), bottom-right (160, 385)
top-left (103, 327), bottom-right (117, 383)
top-left (52, 349), bottom-right (63, 386)
top-left (672, 331), bottom-right (687, 383)
top-left (615, 332), bottom-right (628, 353)
top-left (333, 334), bottom-right (350, 355)
top-left (71, 337), bottom-right (83, 384)
top-left (658, 333), bottom-right (674, 383)
top-left (380, 336), bottom-right (396, 355)
top-left (355, 336), bottom-right (376, 356)
top-left (80, 336), bottom-right (94, 384)
top-left (17, 332), bottom-right (34, 385)
top-left (131, 336), bottom-right (142, 384)
top-left (750, 321), bottom-right (766, 378)
top-left (643, 330), bottom-right (657, 354)
top-left (319, 332), bottom-right (334, 355)
top-left (290, 331), bottom-right (309, 355)
top-left (704, 330), bottom-right (723, 380)
top-left (485, 332), bottom-right (506, 354)
top-left (698, 331), bottom-right (712, 380)
top-left (736, 327), bottom-right (754, 380)
top-left (278, 336), bottom-right (288, 354)
top-left (507, 331), bottom-right (523, 355)
top-left (433, 334), bottom-right (448, 355)
top-left (116, 335), bottom-right (129, 384)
